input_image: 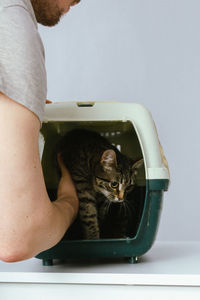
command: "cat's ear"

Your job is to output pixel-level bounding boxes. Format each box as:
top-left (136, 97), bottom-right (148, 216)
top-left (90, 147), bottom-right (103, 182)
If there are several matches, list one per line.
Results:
top-left (101, 149), bottom-right (117, 171)
top-left (132, 158), bottom-right (144, 176)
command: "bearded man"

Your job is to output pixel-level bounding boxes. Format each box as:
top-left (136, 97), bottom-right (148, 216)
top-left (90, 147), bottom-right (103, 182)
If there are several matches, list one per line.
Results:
top-left (0, 0), bottom-right (80, 262)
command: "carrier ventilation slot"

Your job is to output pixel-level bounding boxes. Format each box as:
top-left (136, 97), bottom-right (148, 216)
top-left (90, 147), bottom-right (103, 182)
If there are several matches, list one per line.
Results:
top-left (100, 131), bottom-right (121, 137)
top-left (77, 102), bottom-right (95, 107)
top-left (100, 131), bottom-right (121, 151)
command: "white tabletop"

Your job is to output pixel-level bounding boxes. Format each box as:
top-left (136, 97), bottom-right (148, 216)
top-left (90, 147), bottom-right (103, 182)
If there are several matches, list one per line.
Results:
top-left (0, 241), bottom-right (200, 287)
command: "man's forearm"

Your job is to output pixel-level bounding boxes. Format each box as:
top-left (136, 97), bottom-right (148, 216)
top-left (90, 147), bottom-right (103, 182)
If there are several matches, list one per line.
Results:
top-left (28, 194), bottom-right (78, 260)
top-left (28, 151), bottom-right (79, 260)
top-left (0, 194), bottom-right (78, 262)
top-left (0, 94), bottom-right (79, 262)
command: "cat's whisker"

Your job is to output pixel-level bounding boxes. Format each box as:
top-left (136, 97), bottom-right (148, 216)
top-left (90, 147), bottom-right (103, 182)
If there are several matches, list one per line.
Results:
top-left (120, 202), bottom-right (125, 215)
top-left (124, 200), bottom-right (132, 218)
top-left (123, 202), bottom-right (129, 217)
top-left (101, 200), bottom-right (110, 216)
top-left (106, 201), bottom-right (112, 214)
top-left (124, 201), bottom-right (128, 216)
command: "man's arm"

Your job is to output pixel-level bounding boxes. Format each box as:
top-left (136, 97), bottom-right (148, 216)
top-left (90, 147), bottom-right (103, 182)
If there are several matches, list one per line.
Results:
top-left (0, 92), bottom-right (78, 262)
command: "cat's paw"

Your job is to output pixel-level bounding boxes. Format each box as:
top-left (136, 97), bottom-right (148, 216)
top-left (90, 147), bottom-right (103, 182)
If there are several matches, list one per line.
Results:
top-left (83, 232), bottom-right (100, 240)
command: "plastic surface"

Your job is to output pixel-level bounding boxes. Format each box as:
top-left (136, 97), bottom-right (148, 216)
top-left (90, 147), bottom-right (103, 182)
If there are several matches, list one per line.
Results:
top-left (36, 184), bottom-right (165, 262)
top-left (36, 102), bottom-right (169, 264)
top-left (42, 102), bottom-right (170, 181)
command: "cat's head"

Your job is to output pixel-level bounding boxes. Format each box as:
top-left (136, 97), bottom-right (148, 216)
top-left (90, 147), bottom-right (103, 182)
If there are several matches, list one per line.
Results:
top-left (94, 149), bottom-right (143, 203)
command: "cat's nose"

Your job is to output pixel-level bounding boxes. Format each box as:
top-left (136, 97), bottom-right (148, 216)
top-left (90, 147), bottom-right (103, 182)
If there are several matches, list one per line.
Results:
top-left (118, 190), bottom-right (124, 201)
top-left (114, 196), bottom-right (123, 203)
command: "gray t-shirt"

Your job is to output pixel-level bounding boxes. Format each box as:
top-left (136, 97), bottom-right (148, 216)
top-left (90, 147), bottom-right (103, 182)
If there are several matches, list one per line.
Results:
top-left (0, 0), bottom-right (46, 124)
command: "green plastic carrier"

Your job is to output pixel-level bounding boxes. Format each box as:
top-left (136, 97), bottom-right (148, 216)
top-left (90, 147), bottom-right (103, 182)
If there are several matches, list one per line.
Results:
top-left (36, 102), bottom-right (170, 265)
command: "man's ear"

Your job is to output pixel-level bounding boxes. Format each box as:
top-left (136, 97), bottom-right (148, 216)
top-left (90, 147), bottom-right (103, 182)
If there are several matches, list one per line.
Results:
top-left (100, 149), bottom-right (117, 171)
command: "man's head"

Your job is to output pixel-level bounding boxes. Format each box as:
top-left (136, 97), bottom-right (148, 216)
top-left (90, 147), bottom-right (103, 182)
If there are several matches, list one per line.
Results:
top-left (31, 0), bottom-right (81, 27)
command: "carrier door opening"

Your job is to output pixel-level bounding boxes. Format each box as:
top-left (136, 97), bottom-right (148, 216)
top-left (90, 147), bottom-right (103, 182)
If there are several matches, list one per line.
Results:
top-left (41, 121), bottom-right (145, 240)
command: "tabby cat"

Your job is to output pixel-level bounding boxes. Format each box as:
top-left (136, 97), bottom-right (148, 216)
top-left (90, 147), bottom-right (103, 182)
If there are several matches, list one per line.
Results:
top-left (57, 129), bottom-right (143, 240)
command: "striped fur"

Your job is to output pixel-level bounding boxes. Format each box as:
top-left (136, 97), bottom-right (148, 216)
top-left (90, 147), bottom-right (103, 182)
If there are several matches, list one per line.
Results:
top-left (57, 129), bottom-right (143, 239)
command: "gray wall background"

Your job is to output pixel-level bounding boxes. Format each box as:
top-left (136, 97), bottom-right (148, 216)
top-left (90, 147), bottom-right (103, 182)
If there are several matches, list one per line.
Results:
top-left (39, 0), bottom-right (200, 241)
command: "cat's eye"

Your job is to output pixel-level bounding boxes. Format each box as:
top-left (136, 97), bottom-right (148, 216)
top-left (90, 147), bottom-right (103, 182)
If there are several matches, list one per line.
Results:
top-left (110, 181), bottom-right (119, 189)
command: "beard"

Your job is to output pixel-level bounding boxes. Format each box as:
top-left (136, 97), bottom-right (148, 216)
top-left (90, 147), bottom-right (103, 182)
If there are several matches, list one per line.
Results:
top-left (30, 0), bottom-right (65, 27)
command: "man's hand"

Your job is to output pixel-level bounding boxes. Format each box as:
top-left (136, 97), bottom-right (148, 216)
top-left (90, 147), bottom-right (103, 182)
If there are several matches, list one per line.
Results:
top-left (56, 153), bottom-right (79, 223)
